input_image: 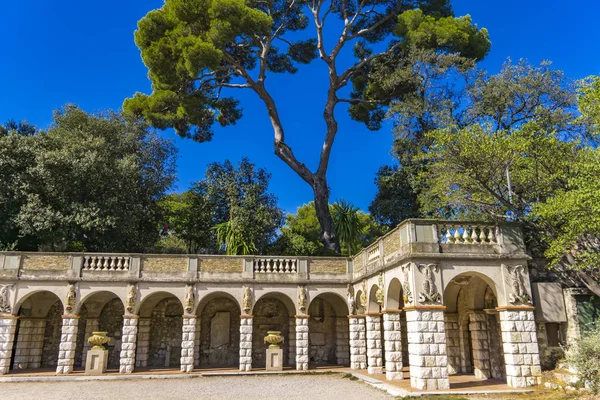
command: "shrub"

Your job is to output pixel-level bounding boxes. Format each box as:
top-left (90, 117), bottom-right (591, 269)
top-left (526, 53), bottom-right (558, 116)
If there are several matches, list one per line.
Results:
top-left (565, 323), bottom-right (600, 393)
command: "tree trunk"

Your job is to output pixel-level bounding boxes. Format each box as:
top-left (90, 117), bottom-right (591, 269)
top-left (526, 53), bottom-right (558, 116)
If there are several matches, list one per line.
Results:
top-left (312, 175), bottom-right (340, 254)
top-left (576, 270), bottom-right (600, 298)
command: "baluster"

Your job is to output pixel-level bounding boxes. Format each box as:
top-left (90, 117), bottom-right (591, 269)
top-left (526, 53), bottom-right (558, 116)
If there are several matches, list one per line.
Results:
top-left (488, 227), bottom-right (497, 244)
top-left (108, 257), bottom-right (115, 271)
top-left (445, 226), bottom-right (452, 244)
top-left (479, 227), bottom-right (487, 244)
top-left (284, 259), bottom-right (290, 273)
top-left (471, 226), bottom-right (479, 243)
top-left (259, 259), bottom-right (265, 273)
top-left (453, 225), bottom-right (461, 243)
top-left (462, 225), bottom-right (470, 243)
top-left (92, 257), bottom-right (99, 270)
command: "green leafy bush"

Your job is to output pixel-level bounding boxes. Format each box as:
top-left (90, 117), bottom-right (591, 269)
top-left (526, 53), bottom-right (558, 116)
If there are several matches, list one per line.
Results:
top-left (565, 323), bottom-right (600, 393)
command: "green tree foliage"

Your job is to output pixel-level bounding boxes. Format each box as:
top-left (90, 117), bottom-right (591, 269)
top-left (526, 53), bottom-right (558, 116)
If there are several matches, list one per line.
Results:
top-left (369, 165), bottom-right (420, 228)
top-left (123, 0), bottom-right (490, 253)
top-left (565, 323), bottom-right (600, 394)
top-left (0, 106), bottom-right (177, 252)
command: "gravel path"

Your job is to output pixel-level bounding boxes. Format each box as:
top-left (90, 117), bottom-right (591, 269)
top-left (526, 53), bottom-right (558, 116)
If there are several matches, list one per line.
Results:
top-left (0, 374), bottom-right (394, 400)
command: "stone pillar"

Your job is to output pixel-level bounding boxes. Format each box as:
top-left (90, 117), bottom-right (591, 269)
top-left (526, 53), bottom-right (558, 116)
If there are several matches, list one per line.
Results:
top-left (120, 315), bottom-right (138, 373)
top-left (335, 317), bottom-right (349, 365)
top-left (56, 315), bottom-right (79, 374)
top-left (13, 318), bottom-right (44, 369)
top-left (193, 318), bottom-right (201, 368)
top-left (180, 315), bottom-right (196, 372)
top-left (239, 315), bottom-right (253, 371)
top-left (348, 315), bottom-right (367, 370)
top-left (135, 318), bottom-right (151, 368)
top-left (0, 316), bottom-right (18, 374)
top-left (444, 313), bottom-right (460, 375)
top-left (469, 311), bottom-right (491, 379)
top-left (80, 318), bottom-right (99, 368)
top-left (498, 307), bottom-right (542, 388)
top-left (406, 307), bottom-right (449, 390)
top-left (383, 311), bottom-right (403, 380)
top-left (287, 318), bottom-right (296, 367)
top-left (295, 315), bottom-right (309, 370)
top-left (365, 313), bottom-right (383, 374)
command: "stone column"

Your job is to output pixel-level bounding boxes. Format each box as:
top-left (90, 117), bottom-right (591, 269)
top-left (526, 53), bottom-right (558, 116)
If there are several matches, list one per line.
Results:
top-left (348, 315), bottom-right (367, 370)
top-left (469, 311), bottom-right (491, 379)
top-left (444, 313), bottom-right (460, 375)
top-left (295, 315), bottom-right (309, 370)
top-left (406, 307), bottom-right (449, 390)
top-left (180, 315), bottom-right (196, 372)
top-left (135, 318), bottom-right (151, 368)
top-left (383, 310), bottom-right (402, 380)
top-left (0, 316), bottom-right (18, 374)
top-left (287, 318), bottom-right (296, 367)
top-left (80, 318), bottom-right (99, 368)
top-left (335, 317), bottom-right (349, 365)
top-left (498, 307), bottom-right (542, 388)
top-left (193, 318), bottom-right (201, 368)
top-left (56, 315), bottom-right (79, 374)
top-left (365, 313), bottom-right (383, 374)
top-left (13, 318), bottom-right (44, 369)
top-left (239, 315), bottom-right (253, 371)
top-left (120, 315), bottom-right (138, 373)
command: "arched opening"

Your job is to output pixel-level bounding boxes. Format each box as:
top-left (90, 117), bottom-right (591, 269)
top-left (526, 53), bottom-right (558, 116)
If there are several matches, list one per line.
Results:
top-left (74, 291), bottom-right (124, 370)
top-left (136, 292), bottom-right (184, 369)
top-left (252, 293), bottom-right (295, 369)
top-left (196, 292), bottom-right (241, 368)
top-left (367, 284), bottom-right (380, 313)
top-left (443, 273), bottom-right (504, 381)
top-left (11, 291), bottom-right (64, 371)
top-left (308, 293), bottom-right (350, 366)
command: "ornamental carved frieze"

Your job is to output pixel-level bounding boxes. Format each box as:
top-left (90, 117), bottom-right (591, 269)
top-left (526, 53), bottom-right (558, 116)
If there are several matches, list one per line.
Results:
top-left (65, 283), bottom-right (77, 314)
top-left (417, 263), bottom-right (442, 305)
top-left (507, 265), bottom-right (532, 305)
top-left (0, 284), bottom-right (14, 314)
top-left (401, 263), bottom-right (413, 305)
top-left (125, 283), bottom-right (137, 314)
top-left (242, 286), bottom-right (253, 314)
top-left (184, 283), bottom-right (195, 314)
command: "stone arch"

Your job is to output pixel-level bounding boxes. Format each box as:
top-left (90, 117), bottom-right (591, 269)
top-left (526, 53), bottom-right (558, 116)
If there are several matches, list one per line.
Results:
top-left (307, 293), bottom-right (350, 366)
top-left (253, 291), bottom-right (296, 316)
top-left (196, 292), bottom-right (241, 368)
top-left (367, 284), bottom-right (380, 313)
top-left (136, 292), bottom-right (184, 369)
top-left (76, 290), bottom-right (124, 316)
top-left (252, 293), bottom-right (294, 368)
top-left (443, 272), bottom-right (497, 313)
top-left (386, 278), bottom-right (404, 310)
top-left (11, 290), bottom-right (64, 371)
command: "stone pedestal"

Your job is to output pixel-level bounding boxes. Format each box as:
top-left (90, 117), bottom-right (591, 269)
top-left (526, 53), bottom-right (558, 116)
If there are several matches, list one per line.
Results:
top-left (406, 307), bottom-right (449, 390)
top-left (469, 311), bottom-right (491, 379)
top-left (365, 313), bottom-right (383, 374)
top-left (498, 308), bottom-right (542, 388)
top-left (0, 317), bottom-right (18, 374)
top-left (80, 318), bottom-right (99, 368)
top-left (239, 315), bottom-right (253, 371)
top-left (266, 348), bottom-right (283, 371)
top-left (295, 315), bottom-right (309, 370)
top-left (85, 349), bottom-right (108, 375)
top-left (348, 315), bottom-right (367, 370)
top-left (119, 315), bottom-right (138, 373)
top-left (383, 311), bottom-right (403, 380)
top-left (56, 316), bottom-right (79, 374)
top-left (180, 315), bottom-right (196, 373)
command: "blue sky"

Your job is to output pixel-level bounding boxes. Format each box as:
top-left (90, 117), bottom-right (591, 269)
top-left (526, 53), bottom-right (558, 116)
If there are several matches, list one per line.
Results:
top-left (1, 1), bottom-right (599, 215)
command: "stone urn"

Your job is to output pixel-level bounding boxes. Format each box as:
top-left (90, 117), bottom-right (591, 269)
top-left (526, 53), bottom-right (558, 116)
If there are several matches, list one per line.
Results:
top-left (88, 331), bottom-right (111, 350)
top-left (264, 331), bottom-right (284, 349)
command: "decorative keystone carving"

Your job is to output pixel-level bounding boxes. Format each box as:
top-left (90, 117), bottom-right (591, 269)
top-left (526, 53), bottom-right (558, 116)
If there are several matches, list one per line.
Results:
top-left (65, 283), bottom-right (77, 314)
top-left (417, 263), bottom-right (441, 304)
top-left (242, 286), bottom-right (253, 314)
top-left (347, 284), bottom-right (355, 315)
top-left (0, 284), bottom-right (14, 314)
top-left (298, 285), bottom-right (307, 314)
top-left (376, 274), bottom-right (384, 306)
top-left (126, 283), bottom-right (137, 314)
top-left (184, 283), bottom-right (195, 314)
top-left (507, 265), bottom-right (532, 305)
top-left (401, 264), bottom-right (413, 305)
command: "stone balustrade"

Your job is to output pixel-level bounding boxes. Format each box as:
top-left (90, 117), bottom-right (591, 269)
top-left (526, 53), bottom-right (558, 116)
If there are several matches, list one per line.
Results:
top-left (437, 223), bottom-right (498, 245)
top-left (253, 258), bottom-right (297, 273)
top-left (82, 255), bottom-right (130, 271)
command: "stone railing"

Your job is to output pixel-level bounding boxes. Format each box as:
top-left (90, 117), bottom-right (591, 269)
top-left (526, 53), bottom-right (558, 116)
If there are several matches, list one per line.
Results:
top-left (437, 223), bottom-right (498, 245)
top-left (82, 255), bottom-right (130, 272)
top-left (366, 246), bottom-right (380, 265)
top-left (253, 258), bottom-right (297, 273)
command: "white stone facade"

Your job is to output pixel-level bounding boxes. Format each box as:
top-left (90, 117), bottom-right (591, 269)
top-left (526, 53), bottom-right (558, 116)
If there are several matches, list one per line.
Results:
top-left (499, 309), bottom-right (542, 388)
top-left (0, 317), bottom-right (17, 374)
top-left (295, 316), bottom-right (309, 370)
top-left (239, 316), bottom-right (252, 371)
top-left (383, 311), bottom-right (403, 380)
top-left (335, 317), bottom-right (350, 365)
top-left (348, 316), bottom-right (367, 370)
top-left (119, 316), bottom-right (138, 373)
top-left (406, 308), bottom-right (449, 390)
top-left (180, 316), bottom-right (196, 372)
top-left (56, 316), bottom-right (79, 374)
top-left (365, 314), bottom-right (383, 374)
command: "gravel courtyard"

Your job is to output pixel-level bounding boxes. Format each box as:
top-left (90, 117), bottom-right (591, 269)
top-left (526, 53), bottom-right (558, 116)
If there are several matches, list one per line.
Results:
top-left (0, 374), bottom-right (394, 400)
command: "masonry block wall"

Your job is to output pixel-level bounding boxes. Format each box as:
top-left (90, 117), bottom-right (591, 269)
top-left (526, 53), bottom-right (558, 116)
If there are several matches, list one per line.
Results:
top-left (335, 317), bottom-right (350, 365)
top-left (295, 316), bottom-right (309, 370)
top-left (348, 316), bottom-right (367, 370)
top-left (239, 316), bottom-right (252, 371)
top-left (444, 313), bottom-right (460, 375)
top-left (366, 314), bottom-right (383, 374)
top-left (0, 318), bottom-right (18, 374)
top-left (180, 316), bottom-right (196, 372)
top-left (120, 316), bottom-right (138, 373)
top-left (469, 311), bottom-right (491, 379)
top-left (383, 311), bottom-right (403, 380)
top-left (56, 316), bottom-right (79, 374)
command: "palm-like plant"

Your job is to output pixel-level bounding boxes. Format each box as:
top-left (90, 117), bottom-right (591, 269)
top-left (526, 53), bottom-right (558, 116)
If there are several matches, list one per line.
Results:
top-left (213, 220), bottom-right (257, 255)
top-left (331, 200), bottom-right (362, 256)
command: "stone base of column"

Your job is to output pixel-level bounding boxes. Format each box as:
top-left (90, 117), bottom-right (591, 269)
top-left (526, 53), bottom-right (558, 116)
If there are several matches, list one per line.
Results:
top-left (366, 313), bottom-right (383, 375)
top-left (120, 316), bottom-right (138, 373)
top-left (0, 317), bottom-right (18, 375)
top-left (239, 315), bottom-right (253, 372)
top-left (56, 316), bottom-right (79, 374)
top-left (348, 316), bottom-right (367, 370)
top-left (499, 308), bottom-right (542, 388)
top-left (383, 311), bottom-right (403, 380)
top-left (295, 315), bottom-right (309, 370)
top-left (180, 315), bottom-right (196, 373)
top-left (406, 307), bottom-right (449, 390)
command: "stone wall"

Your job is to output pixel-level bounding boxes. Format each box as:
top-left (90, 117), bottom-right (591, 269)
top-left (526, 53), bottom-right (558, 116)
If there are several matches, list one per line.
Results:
top-left (41, 301), bottom-right (62, 368)
top-left (348, 316), bottom-right (366, 370)
top-left (98, 299), bottom-right (125, 368)
top-left (444, 313), bottom-right (460, 375)
top-left (487, 313), bottom-right (505, 379)
top-left (199, 298), bottom-right (240, 366)
top-left (200, 258), bottom-right (243, 273)
top-left (335, 317), bottom-right (349, 365)
top-left (142, 257), bottom-right (187, 273)
top-left (21, 255), bottom-right (70, 271)
top-left (536, 322), bottom-right (566, 371)
top-left (308, 298), bottom-right (337, 364)
top-left (147, 298), bottom-right (183, 368)
top-left (252, 298), bottom-right (289, 368)
top-left (309, 259), bottom-right (346, 274)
